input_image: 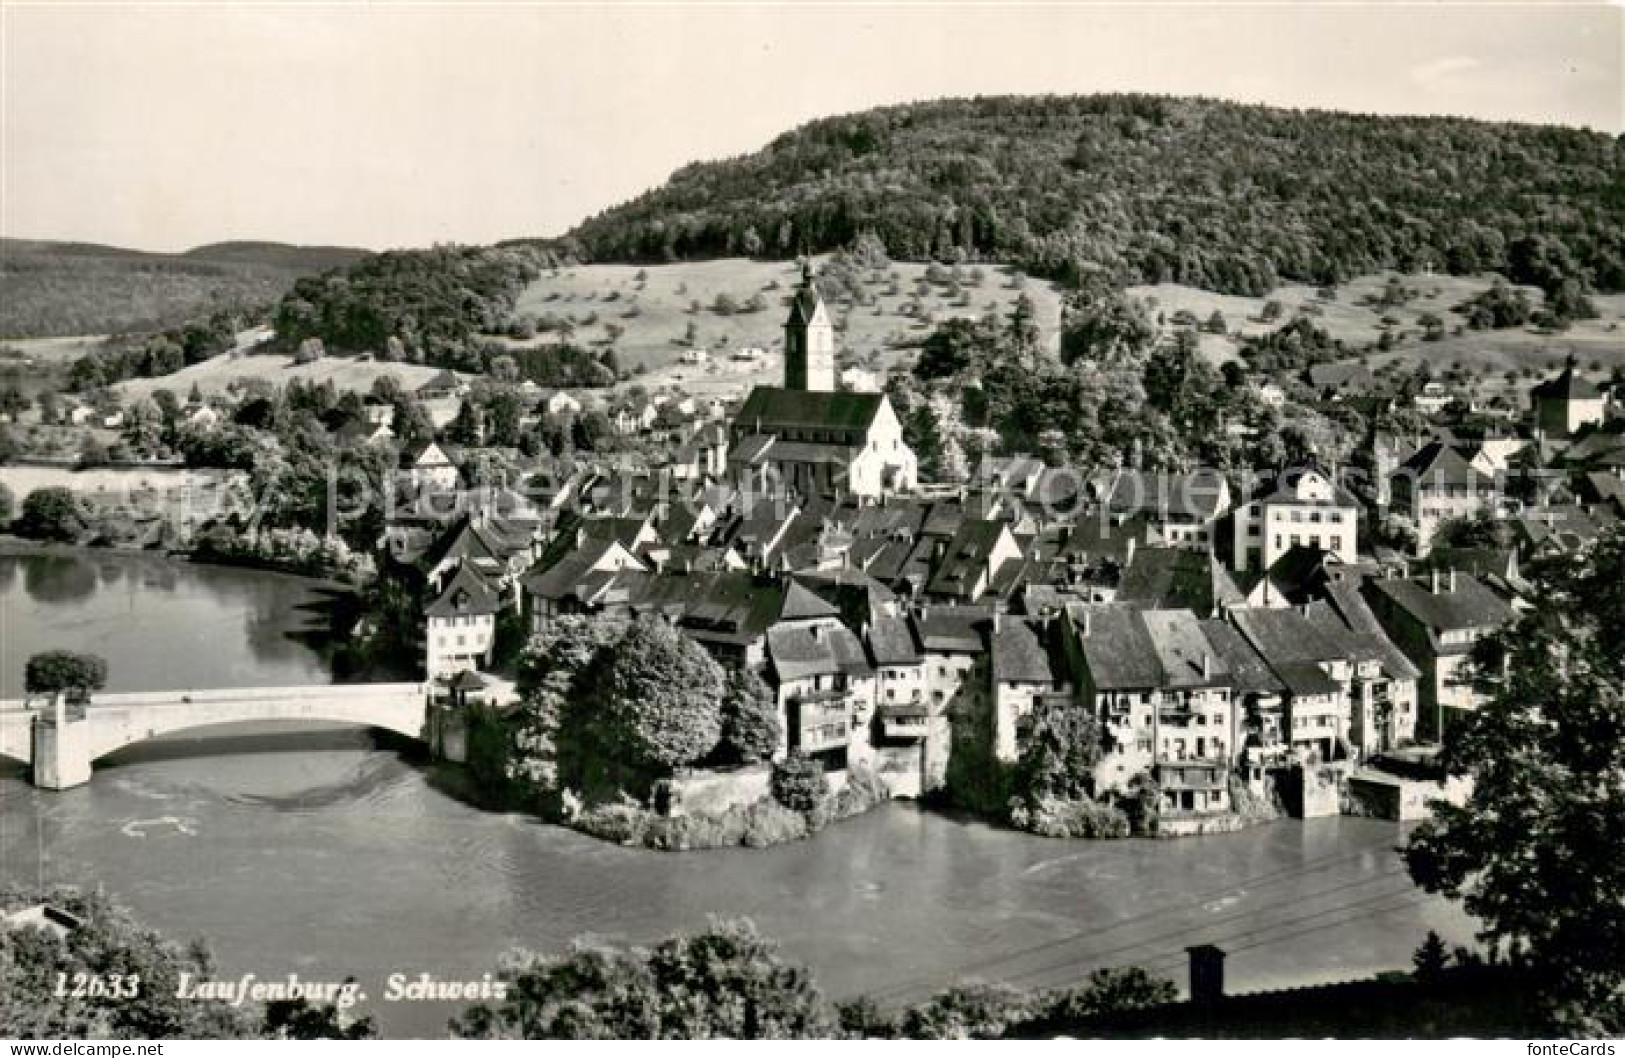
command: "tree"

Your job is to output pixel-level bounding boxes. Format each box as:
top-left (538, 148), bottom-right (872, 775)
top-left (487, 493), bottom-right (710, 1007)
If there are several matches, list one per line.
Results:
top-left (0, 885), bottom-right (260, 1038)
top-left (1412, 931), bottom-right (1450, 983)
top-left (13, 487), bottom-right (85, 543)
top-left (0, 482), bottom-right (14, 525)
top-left (0, 386), bottom-right (27, 418)
top-left (770, 751), bottom-right (828, 813)
top-left (1404, 527), bottom-right (1625, 1034)
top-left (718, 667), bottom-right (781, 764)
top-left (23, 651), bottom-right (108, 698)
top-left (452, 918), bottom-right (833, 1039)
top-left (262, 987), bottom-right (376, 1040)
top-left (593, 616), bottom-right (724, 772)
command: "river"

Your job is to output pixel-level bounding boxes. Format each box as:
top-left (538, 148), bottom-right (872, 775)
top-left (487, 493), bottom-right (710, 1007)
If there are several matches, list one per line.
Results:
top-left (0, 551), bottom-right (1476, 1038)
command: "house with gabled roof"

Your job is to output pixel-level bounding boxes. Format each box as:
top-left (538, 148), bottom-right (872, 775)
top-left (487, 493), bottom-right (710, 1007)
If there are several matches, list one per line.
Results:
top-left (521, 536), bottom-right (648, 631)
top-left (925, 519), bottom-right (1024, 602)
top-left (990, 614), bottom-right (1072, 763)
top-left (424, 563), bottom-right (502, 680)
top-left (1230, 467), bottom-right (1360, 572)
top-left (1362, 570), bottom-right (1515, 741)
top-left (766, 587), bottom-right (876, 770)
top-left (1531, 359), bottom-right (1605, 437)
top-left (1390, 440), bottom-right (1503, 553)
top-left (1064, 604), bottom-right (1237, 815)
top-left (403, 440), bottom-right (463, 491)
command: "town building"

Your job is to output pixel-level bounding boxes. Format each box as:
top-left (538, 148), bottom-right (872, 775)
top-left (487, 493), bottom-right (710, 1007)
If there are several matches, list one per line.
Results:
top-left (724, 267), bottom-right (917, 499)
top-left (1231, 467), bottom-right (1360, 572)
top-left (424, 563), bottom-right (501, 680)
top-left (1363, 570), bottom-right (1517, 742)
top-left (1531, 360), bottom-right (1606, 437)
top-left (1389, 440), bottom-right (1503, 552)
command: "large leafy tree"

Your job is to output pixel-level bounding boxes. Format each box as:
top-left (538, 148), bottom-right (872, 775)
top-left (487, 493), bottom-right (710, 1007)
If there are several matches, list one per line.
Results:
top-left (1404, 527), bottom-right (1625, 1035)
top-left (452, 918), bottom-right (834, 1039)
top-left (24, 651), bottom-right (108, 697)
top-left (13, 487), bottom-right (85, 543)
top-left (717, 666), bottom-right (781, 765)
top-left (593, 616), bottom-right (724, 772)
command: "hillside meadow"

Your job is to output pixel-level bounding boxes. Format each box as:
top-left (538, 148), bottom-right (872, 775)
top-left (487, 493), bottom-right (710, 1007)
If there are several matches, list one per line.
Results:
top-left (503, 256), bottom-right (1066, 396)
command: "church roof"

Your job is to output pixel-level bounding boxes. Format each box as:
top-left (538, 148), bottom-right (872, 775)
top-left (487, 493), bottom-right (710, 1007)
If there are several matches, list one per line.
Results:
top-left (735, 387), bottom-right (885, 432)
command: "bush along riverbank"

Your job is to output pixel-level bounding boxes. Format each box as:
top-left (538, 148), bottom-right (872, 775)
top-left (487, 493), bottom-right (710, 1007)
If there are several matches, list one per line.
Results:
top-left (462, 613), bottom-right (896, 851)
top-left (940, 690), bottom-right (1282, 840)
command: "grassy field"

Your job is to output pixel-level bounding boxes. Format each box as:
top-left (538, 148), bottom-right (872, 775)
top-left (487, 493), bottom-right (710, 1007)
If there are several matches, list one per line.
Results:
top-left (506, 256), bottom-right (1066, 397)
top-left (1130, 272), bottom-right (1552, 365)
top-left (112, 350), bottom-right (446, 403)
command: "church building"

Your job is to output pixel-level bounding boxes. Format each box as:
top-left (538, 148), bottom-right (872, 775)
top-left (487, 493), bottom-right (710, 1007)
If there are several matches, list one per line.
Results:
top-left (727, 264), bottom-right (917, 499)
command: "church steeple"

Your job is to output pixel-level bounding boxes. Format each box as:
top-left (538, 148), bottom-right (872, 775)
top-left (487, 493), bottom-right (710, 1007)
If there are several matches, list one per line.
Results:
top-left (783, 262), bottom-right (835, 391)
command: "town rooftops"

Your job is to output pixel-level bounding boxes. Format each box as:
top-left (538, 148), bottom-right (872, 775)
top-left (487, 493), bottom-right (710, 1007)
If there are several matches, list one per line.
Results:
top-left (867, 615), bottom-right (923, 667)
top-left (992, 617), bottom-right (1064, 685)
top-left (1365, 572), bottom-right (1516, 634)
top-left (1067, 603), bottom-right (1164, 690)
top-left (425, 563), bottom-right (502, 619)
top-left (778, 580), bottom-right (842, 622)
top-left (1199, 620), bottom-right (1287, 696)
top-left (1140, 609), bottom-right (1229, 688)
top-left (767, 620), bottom-right (872, 683)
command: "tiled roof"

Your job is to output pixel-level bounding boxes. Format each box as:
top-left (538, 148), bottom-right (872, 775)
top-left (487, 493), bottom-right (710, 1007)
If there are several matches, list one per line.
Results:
top-left (1140, 609), bottom-right (1229, 688)
top-left (734, 387), bottom-right (884, 433)
top-left (1366, 573), bottom-right (1517, 633)
top-left (779, 580), bottom-right (841, 621)
top-left (1200, 620), bottom-right (1286, 695)
top-left (913, 604), bottom-right (993, 654)
top-left (1067, 603), bottom-right (1163, 690)
top-left (425, 563), bottom-right (502, 618)
top-left (867, 615), bottom-right (923, 666)
top-left (992, 617), bottom-right (1063, 685)
top-left (1119, 547), bottom-right (1244, 615)
top-left (767, 620), bottom-right (872, 683)
top-left (1398, 441), bottom-right (1486, 488)
top-left (1105, 470), bottom-right (1229, 521)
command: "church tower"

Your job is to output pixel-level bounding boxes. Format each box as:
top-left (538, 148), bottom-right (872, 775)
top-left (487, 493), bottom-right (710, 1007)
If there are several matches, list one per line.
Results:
top-left (783, 262), bottom-right (836, 391)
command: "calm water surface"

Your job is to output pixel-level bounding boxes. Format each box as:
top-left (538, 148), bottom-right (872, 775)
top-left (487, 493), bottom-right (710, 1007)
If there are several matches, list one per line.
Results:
top-left (0, 553), bottom-right (1474, 1037)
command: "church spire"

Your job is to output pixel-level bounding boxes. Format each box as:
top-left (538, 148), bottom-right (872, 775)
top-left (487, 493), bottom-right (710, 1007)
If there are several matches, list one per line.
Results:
top-left (783, 260), bottom-right (835, 391)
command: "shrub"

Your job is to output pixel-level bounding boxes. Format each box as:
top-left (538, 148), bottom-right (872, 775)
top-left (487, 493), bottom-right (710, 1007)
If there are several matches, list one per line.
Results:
top-left (741, 798), bottom-right (809, 848)
top-left (770, 751), bottom-right (828, 813)
top-left (831, 764), bottom-right (890, 821)
top-left (574, 800), bottom-right (650, 846)
top-left (1009, 796), bottom-right (1130, 839)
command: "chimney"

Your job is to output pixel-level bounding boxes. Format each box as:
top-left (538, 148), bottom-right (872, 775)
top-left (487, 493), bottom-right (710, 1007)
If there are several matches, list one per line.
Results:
top-left (1187, 945), bottom-right (1226, 1007)
top-left (1082, 609), bottom-right (1093, 638)
top-left (1201, 652), bottom-right (1211, 680)
top-left (1431, 569), bottom-right (1441, 594)
top-left (993, 610), bottom-right (1002, 634)
top-left (1448, 569), bottom-right (1457, 593)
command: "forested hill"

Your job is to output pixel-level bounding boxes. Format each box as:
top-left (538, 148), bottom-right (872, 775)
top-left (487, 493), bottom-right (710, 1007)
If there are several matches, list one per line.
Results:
top-left (0, 239), bottom-right (371, 337)
top-left (564, 94), bottom-right (1625, 295)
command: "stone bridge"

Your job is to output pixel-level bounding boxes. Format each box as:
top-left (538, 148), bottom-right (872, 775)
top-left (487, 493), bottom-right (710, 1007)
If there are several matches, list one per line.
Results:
top-left (0, 683), bottom-right (434, 789)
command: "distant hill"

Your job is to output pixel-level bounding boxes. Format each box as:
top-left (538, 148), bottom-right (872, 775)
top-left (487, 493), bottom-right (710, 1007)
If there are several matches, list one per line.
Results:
top-left (564, 94), bottom-right (1625, 296)
top-left (0, 238), bottom-right (371, 338)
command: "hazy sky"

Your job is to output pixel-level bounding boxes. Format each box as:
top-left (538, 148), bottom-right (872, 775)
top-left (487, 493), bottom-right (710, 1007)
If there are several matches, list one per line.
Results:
top-left (3, 2), bottom-right (1620, 252)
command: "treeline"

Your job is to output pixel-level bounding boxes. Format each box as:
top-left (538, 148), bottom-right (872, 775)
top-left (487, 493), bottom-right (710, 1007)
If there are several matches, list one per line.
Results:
top-left (271, 244), bottom-right (567, 369)
top-left (0, 239), bottom-right (368, 338)
top-left (564, 94), bottom-right (1625, 296)
top-left (67, 312), bottom-right (242, 391)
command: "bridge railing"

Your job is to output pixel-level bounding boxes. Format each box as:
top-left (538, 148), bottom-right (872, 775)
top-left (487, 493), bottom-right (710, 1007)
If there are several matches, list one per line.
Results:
top-left (0, 682), bottom-right (428, 713)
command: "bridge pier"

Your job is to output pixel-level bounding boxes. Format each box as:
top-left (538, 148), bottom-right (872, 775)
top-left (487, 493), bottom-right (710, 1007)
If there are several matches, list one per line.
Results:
top-left (32, 694), bottom-right (92, 791)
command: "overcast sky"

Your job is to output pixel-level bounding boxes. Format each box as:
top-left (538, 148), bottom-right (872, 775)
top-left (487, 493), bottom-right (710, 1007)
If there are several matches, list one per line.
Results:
top-left (3, 2), bottom-right (1620, 252)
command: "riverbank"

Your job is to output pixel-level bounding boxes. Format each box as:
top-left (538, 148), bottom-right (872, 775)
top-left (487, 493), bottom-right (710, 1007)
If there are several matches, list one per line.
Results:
top-left (0, 535), bottom-right (359, 593)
